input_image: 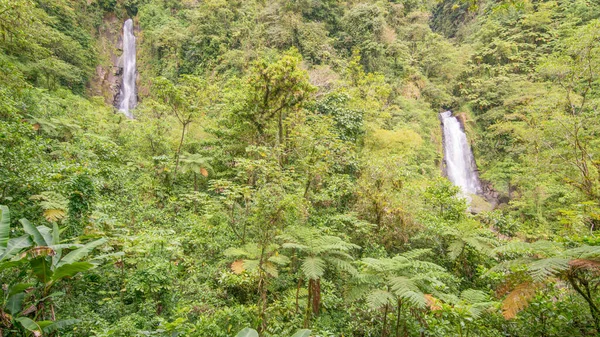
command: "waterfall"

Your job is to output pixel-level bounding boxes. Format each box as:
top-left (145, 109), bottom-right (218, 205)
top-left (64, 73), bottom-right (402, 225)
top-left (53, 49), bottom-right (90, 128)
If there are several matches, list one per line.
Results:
top-left (118, 19), bottom-right (137, 119)
top-left (440, 111), bottom-right (481, 197)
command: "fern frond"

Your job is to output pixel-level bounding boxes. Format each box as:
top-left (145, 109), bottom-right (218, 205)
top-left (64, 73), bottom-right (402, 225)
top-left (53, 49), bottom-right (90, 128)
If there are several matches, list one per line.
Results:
top-left (463, 236), bottom-right (496, 257)
top-left (493, 241), bottom-right (531, 255)
top-left (448, 240), bottom-right (465, 260)
top-left (460, 289), bottom-right (489, 304)
top-left (352, 272), bottom-right (381, 285)
top-left (366, 289), bottom-right (395, 309)
top-left (389, 276), bottom-right (426, 308)
top-left (563, 246), bottom-right (600, 259)
top-left (501, 282), bottom-right (542, 319)
top-left (400, 249), bottom-right (432, 260)
top-left (243, 259), bottom-right (260, 272)
top-left (437, 293), bottom-right (460, 305)
top-left (468, 301), bottom-right (498, 319)
top-left (224, 247), bottom-right (251, 257)
top-left (494, 240), bottom-right (561, 256)
top-left (268, 254), bottom-right (290, 266)
top-left (528, 257), bottom-right (570, 281)
top-left (301, 256), bottom-right (326, 280)
top-left (410, 260), bottom-right (448, 273)
top-left (327, 257), bottom-right (358, 276)
top-left (263, 262), bottom-right (279, 278)
top-left (282, 242), bottom-right (310, 250)
top-left (345, 284), bottom-right (371, 302)
top-left (485, 257), bottom-right (534, 275)
top-left (398, 290), bottom-right (427, 309)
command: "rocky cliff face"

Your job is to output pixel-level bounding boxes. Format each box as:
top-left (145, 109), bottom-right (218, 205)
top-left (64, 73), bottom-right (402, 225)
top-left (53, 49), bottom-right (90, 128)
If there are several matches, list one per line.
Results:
top-left (89, 13), bottom-right (140, 109)
top-left (89, 13), bottom-right (122, 106)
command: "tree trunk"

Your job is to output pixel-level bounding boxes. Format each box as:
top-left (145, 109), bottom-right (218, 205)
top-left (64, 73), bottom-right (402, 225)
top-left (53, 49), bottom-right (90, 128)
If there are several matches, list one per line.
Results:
top-left (311, 279), bottom-right (321, 315)
top-left (295, 278), bottom-right (303, 314)
top-left (567, 272), bottom-right (600, 332)
top-left (258, 247), bottom-right (268, 333)
top-left (382, 303), bottom-right (389, 337)
top-left (174, 123), bottom-right (188, 174)
top-left (395, 299), bottom-right (402, 337)
top-left (304, 280), bottom-right (312, 328)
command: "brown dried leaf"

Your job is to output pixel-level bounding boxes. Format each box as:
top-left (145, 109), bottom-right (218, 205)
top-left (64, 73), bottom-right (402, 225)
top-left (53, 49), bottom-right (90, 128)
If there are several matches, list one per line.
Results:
top-left (28, 246), bottom-right (55, 258)
top-left (231, 260), bottom-right (245, 274)
top-left (502, 282), bottom-right (541, 319)
top-left (569, 259), bottom-right (600, 271)
top-left (200, 167), bottom-right (209, 177)
top-left (424, 294), bottom-right (442, 311)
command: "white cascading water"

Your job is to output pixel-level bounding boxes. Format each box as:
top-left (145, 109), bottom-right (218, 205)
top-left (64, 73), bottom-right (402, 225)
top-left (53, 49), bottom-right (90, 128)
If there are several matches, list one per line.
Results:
top-left (440, 111), bottom-right (481, 197)
top-left (118, 19), bottom-right (137, 119)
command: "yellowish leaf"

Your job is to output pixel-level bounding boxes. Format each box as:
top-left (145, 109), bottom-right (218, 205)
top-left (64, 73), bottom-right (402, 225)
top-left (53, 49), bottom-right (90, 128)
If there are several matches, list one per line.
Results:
top-left (200, 167), bottom-right (209, 177)
top-left (231, 260), bottom-right (245, 274)
top-left (43, 209), bottom-right (66, 222)
top-left (502, 282), bottom-right (541, 319)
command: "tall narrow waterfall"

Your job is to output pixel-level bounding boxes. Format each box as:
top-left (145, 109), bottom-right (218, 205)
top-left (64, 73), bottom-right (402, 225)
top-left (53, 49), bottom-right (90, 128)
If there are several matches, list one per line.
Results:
top-left (440, 111), bottom-right (481, 196)
top-left (118, 19), bottom-right (137, 119)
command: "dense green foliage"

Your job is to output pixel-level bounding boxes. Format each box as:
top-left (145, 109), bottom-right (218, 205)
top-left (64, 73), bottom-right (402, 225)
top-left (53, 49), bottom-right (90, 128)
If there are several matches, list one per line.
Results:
top-left (2, 0), bottom-right (600, 336)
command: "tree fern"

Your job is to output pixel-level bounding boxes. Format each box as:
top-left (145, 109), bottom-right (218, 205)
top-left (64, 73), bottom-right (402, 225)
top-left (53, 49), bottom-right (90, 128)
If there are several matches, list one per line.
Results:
top-left (301, 256), bottom-right (326, 280)
top-left (277, 226), bottom-right (359, 324)
top-left (350, 251), bottom-right (451, 336)
top-left (366, 289), bottom-right (395, 310)
top-left (528, 257), bottom-right (570, 281)
top-left (493, 239), bottom-right (600, 327)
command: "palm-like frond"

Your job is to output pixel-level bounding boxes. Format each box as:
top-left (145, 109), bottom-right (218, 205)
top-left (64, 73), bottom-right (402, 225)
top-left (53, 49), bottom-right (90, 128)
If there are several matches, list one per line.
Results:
top-left (448, 240), bottom-right (465, 261)
top-left (527, 257), bottom-right (570, 281)
top-left (400, 248), bottom-right (432, 260)
top-left (366, 289), bottom-right (395, 309)
top-left (279, 226), bottom-right (358, 280)
top-left (460, 289), bottom-right (490, 304)
top-left (302, 256), bottom-right (326, 280)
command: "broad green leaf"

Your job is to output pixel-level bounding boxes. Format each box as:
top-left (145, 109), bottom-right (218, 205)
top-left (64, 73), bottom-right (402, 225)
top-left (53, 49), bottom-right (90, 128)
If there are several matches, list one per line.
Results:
top-left (0, 235), bottom-right (32, 261)
top-left (235, 327), bottom-right (259, 337)
top-left (0, 205), bottom-right (9, 253)
top-left (90, 252), bottom-right (124, 264)
top-left (42, 318), bottom-right (79, 333)
top-left (9, 283), bottom-right (33, 296)
top-left (6, 292), bottom-right (25, 315)
top-left (57, 238), bottom-right (107, 267)
top-left (37, 226), bottom-right (53, 247)
top-left (21, 219), bottom-right (47, 246)
top-left (291, 329), bottom-right (311, 337)
top-left (16, 317), bottom-right (41, 333)
top-left (52, 223), bottom-right (60, 246)
top-left (52, 223), bottom-right (62, 266)
top-left (0, 260), bottom-right (26, 272)
top-left (52, 262), bottom-right (94, 281)
top-left (30, 256), bottom-right (53, 283)
top-left (49, 244), bottom-right (84, 250)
